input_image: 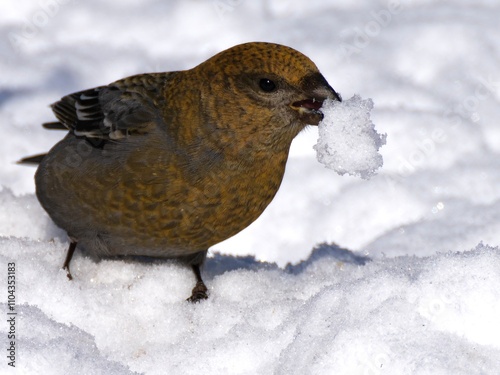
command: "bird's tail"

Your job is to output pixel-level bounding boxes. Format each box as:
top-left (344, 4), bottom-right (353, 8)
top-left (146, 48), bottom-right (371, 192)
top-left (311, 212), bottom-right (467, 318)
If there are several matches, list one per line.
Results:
top-left (17, 153), bottom-right (47, 165)
top-left (42, 121), bottom-right (67, 130)
top-left (18, 121), bottom-right (67, 165)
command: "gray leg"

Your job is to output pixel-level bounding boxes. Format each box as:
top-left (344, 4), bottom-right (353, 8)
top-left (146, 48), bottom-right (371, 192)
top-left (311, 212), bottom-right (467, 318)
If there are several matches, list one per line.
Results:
top-left (187, 263), bottom-right (209, 302)
top-left (182, 250), bottom-right (208, 302)
top-left (62, 241), bottom-right (77, 280)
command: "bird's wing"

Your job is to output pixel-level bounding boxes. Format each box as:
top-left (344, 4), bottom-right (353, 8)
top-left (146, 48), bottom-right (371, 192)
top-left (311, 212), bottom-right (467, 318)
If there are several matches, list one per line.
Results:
top-left (50, 72), bottom-right (172, 140)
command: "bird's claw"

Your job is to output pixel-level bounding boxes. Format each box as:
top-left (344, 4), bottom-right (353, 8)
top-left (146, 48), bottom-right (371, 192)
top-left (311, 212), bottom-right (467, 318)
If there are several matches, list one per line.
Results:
top-left (187, 281), bottom-right (208, 303)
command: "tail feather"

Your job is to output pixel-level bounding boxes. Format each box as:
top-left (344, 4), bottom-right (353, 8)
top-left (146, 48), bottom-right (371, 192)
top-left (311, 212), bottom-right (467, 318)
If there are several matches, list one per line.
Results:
top-left (18, 121), bottom-right (67, 165)
top-left (43, 121), bottom-right (67, 130)
top-left (17, 153), bottom-right (47, 165)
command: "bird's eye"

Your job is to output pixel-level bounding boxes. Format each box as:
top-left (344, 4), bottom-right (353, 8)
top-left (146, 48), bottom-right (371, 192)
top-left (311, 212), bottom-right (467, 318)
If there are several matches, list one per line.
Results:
top-left (259, 78), bottom-right (276, 92)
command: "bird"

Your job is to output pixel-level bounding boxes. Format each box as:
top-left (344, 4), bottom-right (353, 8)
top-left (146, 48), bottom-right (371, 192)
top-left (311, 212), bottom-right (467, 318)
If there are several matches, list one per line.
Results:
top-left (19, 42), bottom-right (341, 302)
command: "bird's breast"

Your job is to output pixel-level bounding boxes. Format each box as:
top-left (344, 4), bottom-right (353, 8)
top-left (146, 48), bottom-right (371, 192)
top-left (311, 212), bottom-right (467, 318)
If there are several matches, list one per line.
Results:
top-left (128, 144), bottom-right (290, 249)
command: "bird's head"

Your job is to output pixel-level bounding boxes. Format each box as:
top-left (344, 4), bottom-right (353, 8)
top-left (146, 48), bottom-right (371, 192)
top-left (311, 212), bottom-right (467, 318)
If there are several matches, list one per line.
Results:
top-left (192, 42), bottom-right (341, 149)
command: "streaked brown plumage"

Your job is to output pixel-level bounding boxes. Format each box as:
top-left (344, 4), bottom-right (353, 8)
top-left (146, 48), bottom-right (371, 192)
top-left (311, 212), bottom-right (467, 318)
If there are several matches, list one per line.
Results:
top-left (20, 42), bottom-right (341, 301)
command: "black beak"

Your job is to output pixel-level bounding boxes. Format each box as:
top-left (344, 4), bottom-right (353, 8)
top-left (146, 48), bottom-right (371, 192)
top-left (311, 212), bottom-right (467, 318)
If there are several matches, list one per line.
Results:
top-left (291, 73), bottom-right (341, 125)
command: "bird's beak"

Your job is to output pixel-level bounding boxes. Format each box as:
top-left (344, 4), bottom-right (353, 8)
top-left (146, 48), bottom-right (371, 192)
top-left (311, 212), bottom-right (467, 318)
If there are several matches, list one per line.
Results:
top-left (291, 74), bottom-right (341, 126)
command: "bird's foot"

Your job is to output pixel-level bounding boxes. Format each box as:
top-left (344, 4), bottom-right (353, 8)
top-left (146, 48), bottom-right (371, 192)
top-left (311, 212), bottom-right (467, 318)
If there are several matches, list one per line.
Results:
top-left (63, 266), bottom-right (73, 280)
top-left (187, 281), bottom-right (208, 303)
top-left (62, 241), bottom-right (77, 281)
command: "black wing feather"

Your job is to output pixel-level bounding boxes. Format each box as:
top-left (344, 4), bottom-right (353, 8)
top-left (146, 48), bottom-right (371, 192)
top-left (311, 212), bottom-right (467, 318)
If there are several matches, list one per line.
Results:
top-left (50, 73), bottom-right (170, 140)
top-left (19, 73), bottom-right (171, 165)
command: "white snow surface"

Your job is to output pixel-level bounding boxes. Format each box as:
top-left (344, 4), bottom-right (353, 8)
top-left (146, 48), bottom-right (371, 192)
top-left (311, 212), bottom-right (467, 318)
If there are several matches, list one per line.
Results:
top-left (315, 95), bottom-right (386, 178)
top-left (2, 1), bottom-right (500, 374)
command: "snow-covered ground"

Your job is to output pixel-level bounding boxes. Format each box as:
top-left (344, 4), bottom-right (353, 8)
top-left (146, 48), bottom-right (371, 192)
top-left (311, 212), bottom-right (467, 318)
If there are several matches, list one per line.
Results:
top-left (1, 1), bottom-right (500, 374)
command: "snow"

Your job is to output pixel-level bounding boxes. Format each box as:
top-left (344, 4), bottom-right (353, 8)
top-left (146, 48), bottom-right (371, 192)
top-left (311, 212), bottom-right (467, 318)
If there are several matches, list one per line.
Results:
top-left (2, 0), bottom-right (500, 374)
top-left (314, 95), bottom-right (386, 179)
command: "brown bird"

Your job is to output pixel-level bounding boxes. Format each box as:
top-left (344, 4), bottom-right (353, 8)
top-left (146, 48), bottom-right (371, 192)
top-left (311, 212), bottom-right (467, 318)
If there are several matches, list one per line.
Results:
top-left (19, 42), bottom-right (341, 301)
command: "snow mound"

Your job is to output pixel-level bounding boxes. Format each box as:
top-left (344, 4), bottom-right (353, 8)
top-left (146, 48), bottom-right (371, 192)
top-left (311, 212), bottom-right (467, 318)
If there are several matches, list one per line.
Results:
top-left (1, 236), bottom-right (499, 374)
top-left (314, 95), bottom-right (386, 179)
top-left (14, 305), bottom-right (135, 375)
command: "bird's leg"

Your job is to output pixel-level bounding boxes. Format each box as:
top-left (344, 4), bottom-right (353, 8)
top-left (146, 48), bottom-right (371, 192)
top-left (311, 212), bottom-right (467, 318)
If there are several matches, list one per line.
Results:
top-left (187, 263), bottom-right (208, 303)
top-left (62, 241), bottom-right (77, 280)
